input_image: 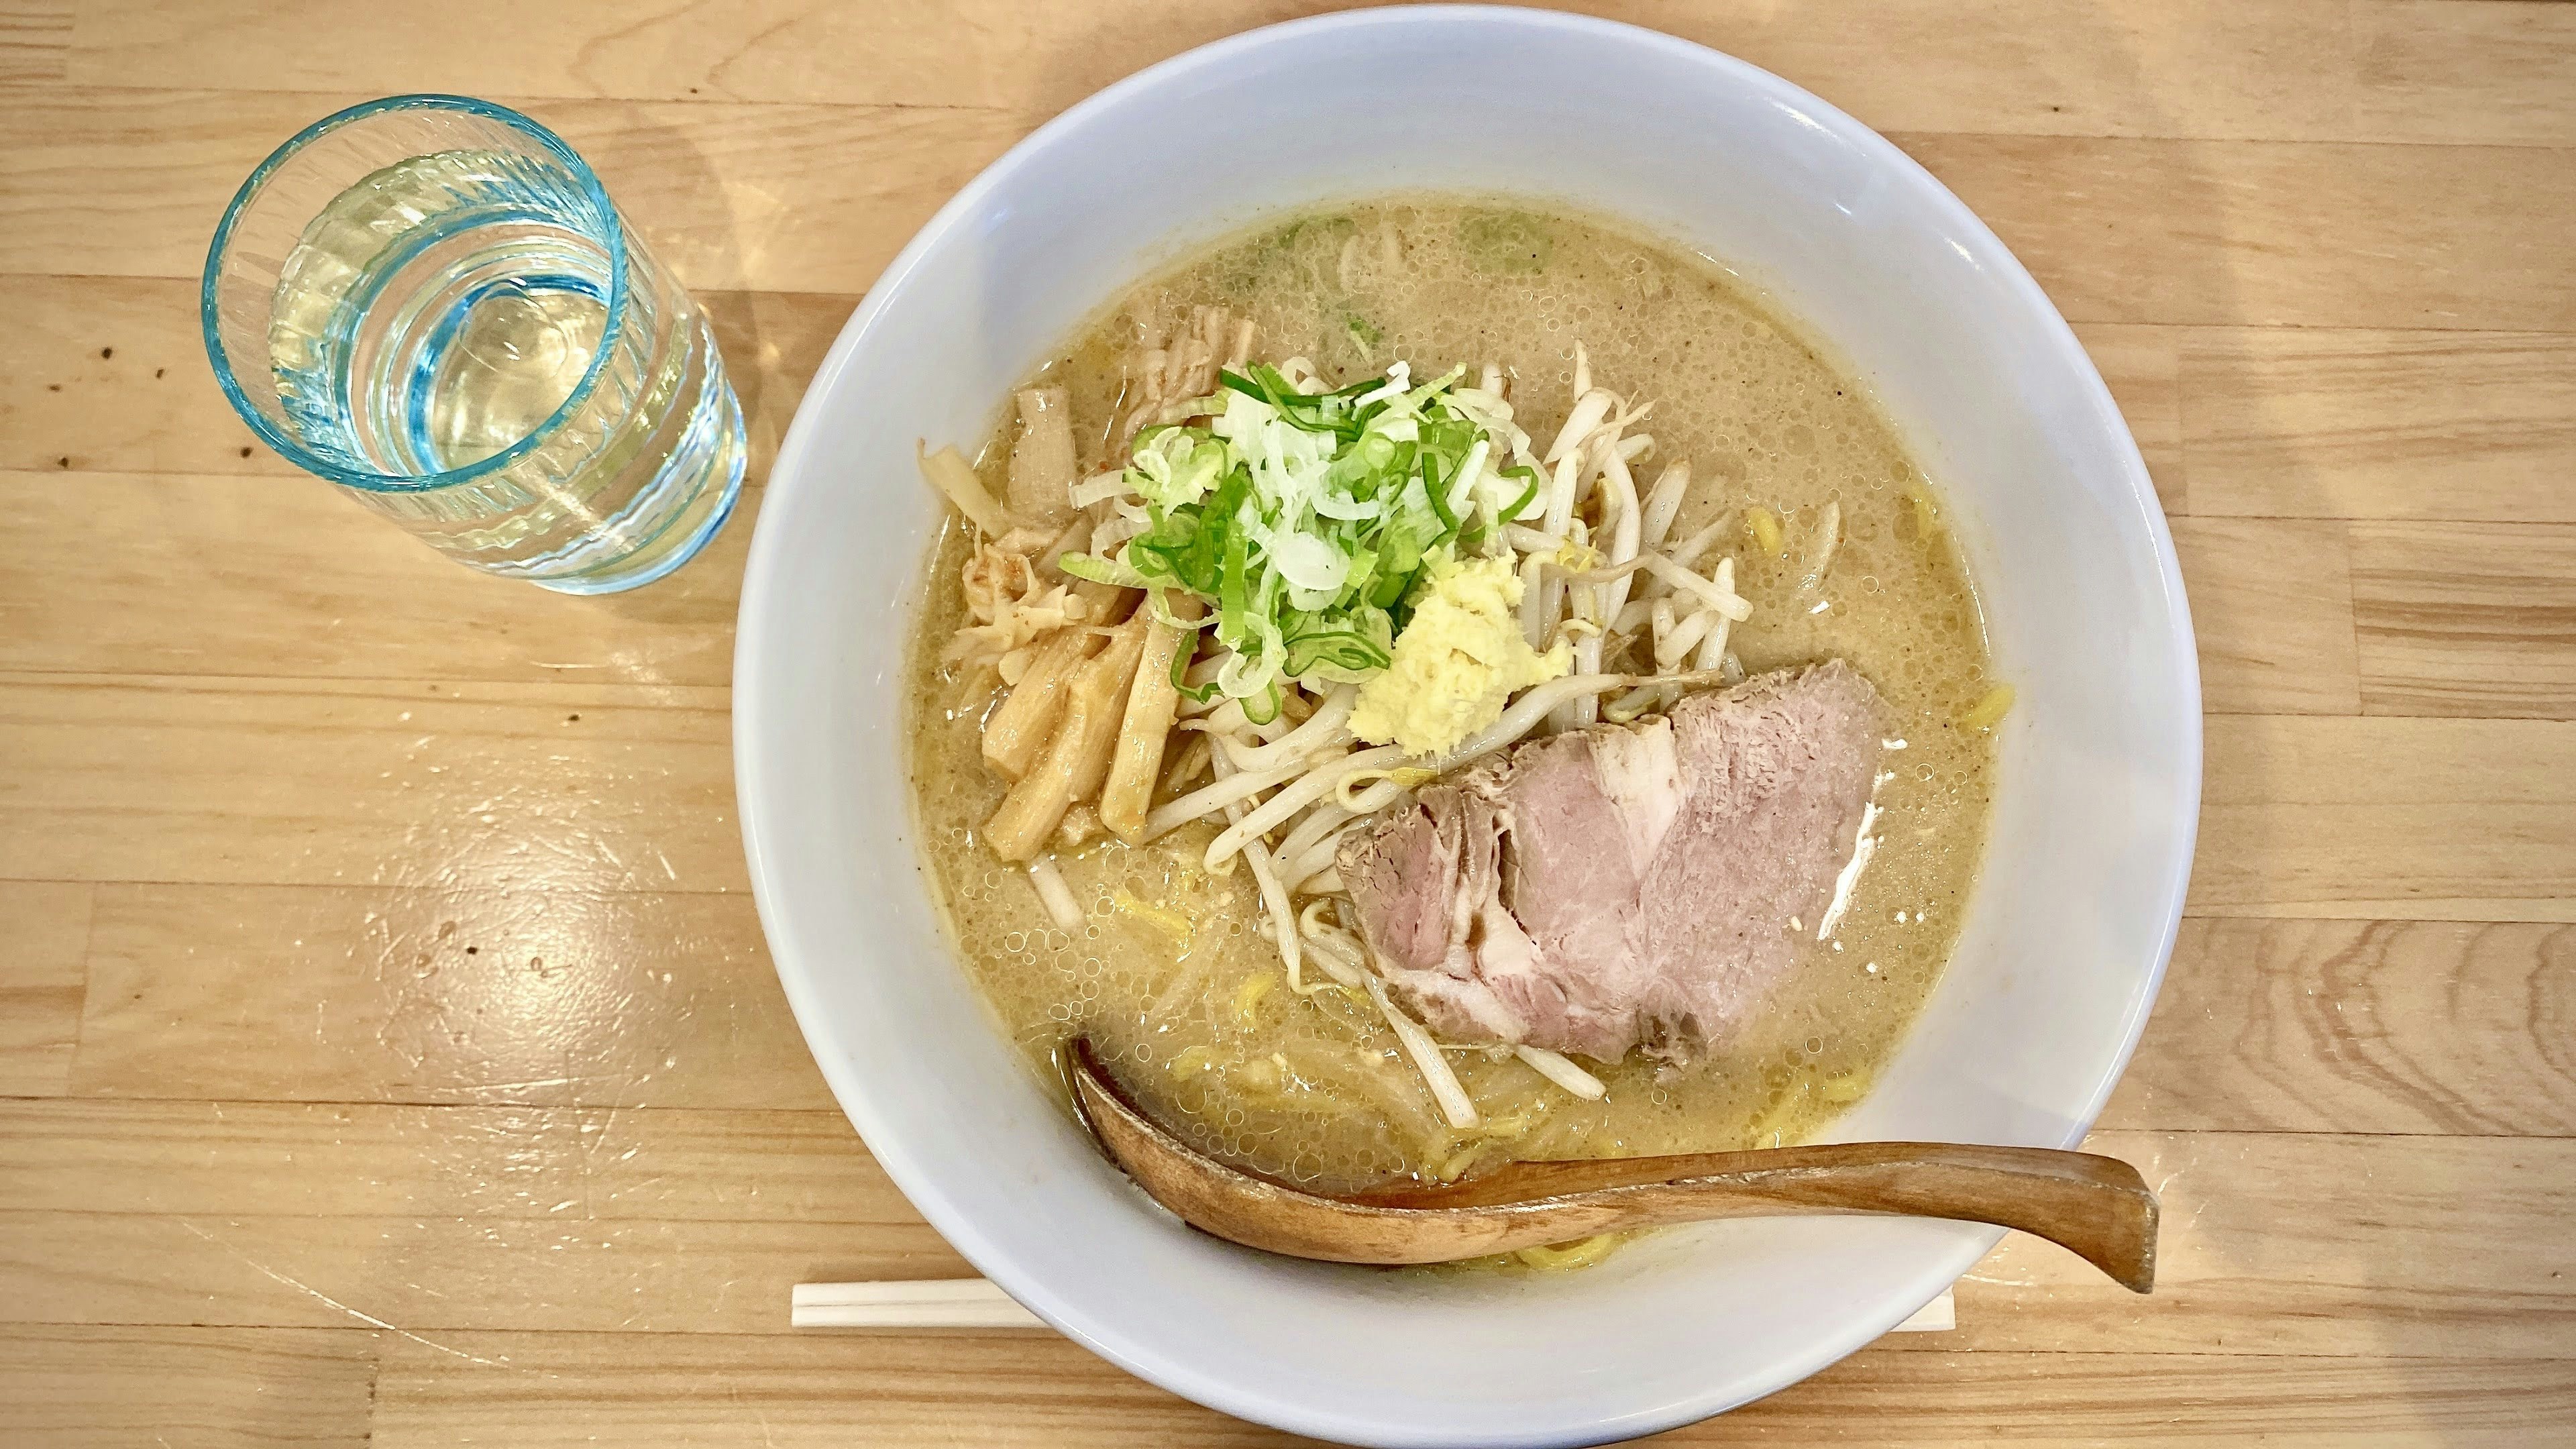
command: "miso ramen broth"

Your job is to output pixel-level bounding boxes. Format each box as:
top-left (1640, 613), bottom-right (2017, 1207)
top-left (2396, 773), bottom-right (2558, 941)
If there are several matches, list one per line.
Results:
top-left (904, 199), bottom-right (1997, 1193)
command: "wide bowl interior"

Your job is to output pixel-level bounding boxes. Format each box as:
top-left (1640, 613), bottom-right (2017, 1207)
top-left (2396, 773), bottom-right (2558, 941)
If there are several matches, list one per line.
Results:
top-left (736, 9), bottom-right (2198, 1447)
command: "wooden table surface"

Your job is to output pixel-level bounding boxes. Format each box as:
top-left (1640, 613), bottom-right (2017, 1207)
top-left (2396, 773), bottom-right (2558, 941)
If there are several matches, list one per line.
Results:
top-left (4, 1), bottom-right (2573, 1444)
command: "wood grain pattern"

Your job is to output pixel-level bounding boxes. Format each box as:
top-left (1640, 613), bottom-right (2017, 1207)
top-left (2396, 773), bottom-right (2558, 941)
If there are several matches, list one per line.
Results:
top-left (0, 1210), bottom-right (969, 1335)
top-left (0, 89), bottom-right (1022, 292)
top-left (2069, 321), bottom-right (2184, 508)
top-left (0, 881), bottom-right (89, 1097)
top-left (2104, 919), bottom-right (2576, 1136)
top-left (0, 676), bottom-right (741, 891)
top-left (1942, 1131), bottom-right (2576, 1360)
top-left (0, 1099), bottom-right (883, 1220)
top-left (2180, 329), bottom-right (2576, 522)
top-left (0, 3), bottom-right (68, 87)
top-left (2169, 517), bottom-right (2358, 715)
top-left (0, 1325), bottom-right (376, 1449)
top-left (5, 0), bottom-right (2573, 1442)
top-left (0, 276), bottom-right (851, 480)
top-left (367, 1336), bottom-right (2576, 1448)
top-left (0, 471), bottom-right (759, 685)
top-left (2355, 521), bottom-right (2576, 720)
top-left (2198, 716), bottom-right (2576, 919)
top-left (8, 89), bottom-right (2573, 332)
top-left (53, 1), bottom-right (2576, 148)
top-left (0, 274), bottom-right (274, 476)
top-left (1904, 134), bottom-right (2576, 333)
top-left (370, 1328), bottom-right (1301, 1448)
top-left (72, 884), bottom-right (827, 1110)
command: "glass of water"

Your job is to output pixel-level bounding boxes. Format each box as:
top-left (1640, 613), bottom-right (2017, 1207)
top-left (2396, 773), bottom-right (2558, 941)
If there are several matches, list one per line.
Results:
top-left (203, 95), bottom-right (747, 594)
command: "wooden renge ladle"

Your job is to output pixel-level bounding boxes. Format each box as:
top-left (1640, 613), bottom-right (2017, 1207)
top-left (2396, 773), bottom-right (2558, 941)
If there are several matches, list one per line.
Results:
top-left (1067, 1037), bottom-right (2156, 1291)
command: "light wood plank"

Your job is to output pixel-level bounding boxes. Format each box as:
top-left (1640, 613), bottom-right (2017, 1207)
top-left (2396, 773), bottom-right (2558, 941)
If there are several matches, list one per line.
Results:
top-left (0, 89), bottom-right (1022, 294)
top-left (1934, 1131), bottom-right (2576, 1360)
top-left (0, 676), bottom-right (742, 891)
top-left (2170, 517), bottom-right (2359, 715)
top-left (0, 1210), bottom-right (965, 1334)
top-left (1904, 135), bottom-right (2576, 332)
top-left (0, 1325), bottom-right (376, 1449)
top-left (0, 1), bottom-right (67, 86)
top-left (0, 276), bottom-right (851, 480)
top-left (10, 89), bottom-right (2575, 334)
top-left (2102, 920), bottom-right (2576, 1135)
top-left (2069, 321), bottom-right (2184, 510)
top-left (58, 1), bottom-right (2576, 148)
top-left (0, 470), bottom-right (755, 685)
top-left (2355, 1), bottom-right (2576, 148)
top-left (0, 881), bottom-right (89, 1097)
top-left (73, 884), bottom-right (828, 1111)
top-left (2180, 328), bottom-right (2576, 523)
top-left (2196, 716), bottom-right (2576, 920)
top-left (1680, 1350), bottom-right (2576, 1445)
top-left (372, 1328), bottom-right (1304, 1448)
top-left (0, 274), bottom-right (270, 476)
top-left (366, 1336), bottom-right (2576, 1448)
top-left (0, 1099), bottom-right (890, 1223)
top-left (2354, 521), bottom-right (2576, 720)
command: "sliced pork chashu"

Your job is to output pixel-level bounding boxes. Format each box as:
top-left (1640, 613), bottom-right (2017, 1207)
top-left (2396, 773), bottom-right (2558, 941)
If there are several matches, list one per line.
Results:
top-left (1338, 661), bottom-right (1884, 1063)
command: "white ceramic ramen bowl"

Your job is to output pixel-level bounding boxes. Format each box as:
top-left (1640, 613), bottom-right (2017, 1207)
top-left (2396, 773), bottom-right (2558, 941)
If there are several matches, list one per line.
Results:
top-left (736, 7), bottom-right (2198, 1445)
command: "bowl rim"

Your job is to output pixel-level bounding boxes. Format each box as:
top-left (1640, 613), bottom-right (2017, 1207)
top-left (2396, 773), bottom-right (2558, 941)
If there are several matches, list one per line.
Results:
top-left (737, 6), bottom-right (2200, 1443)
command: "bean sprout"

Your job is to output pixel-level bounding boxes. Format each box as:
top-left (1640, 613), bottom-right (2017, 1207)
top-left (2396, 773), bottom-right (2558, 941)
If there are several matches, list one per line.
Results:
top-left (1339, 774), bottom-right (1411, 815)
top-left (1640, 462), bottom-right (1689, 547)
top-left (1141, 759), bottom-right (1309, 842)
top-left (1205, 747), bottom-right (1405, 869)
top-left (1026, 858), bottom-right (1083, 930)
top-left (1208, 747), bottom-right (1303, 990)
top-left (1517, 551), bottom-right (1550, 651)
top-left (1217, 685), bottom-right (1358, 770)
top-left (1367, 976), bottom-right (1480, 1130)
top-left (1295, 910), bottom-right (1373, 989)
top-left (1504, 524), bottom-right (1570, 556)
top-left (1656, 607), bottom-right (1719, 671)
top-left (1515, 1045), bottom-right (1607, 1099)
top-left (1666, 513), bottom-right (1732, 574)
top-left (1562, 445), bottom-right (1644, 730)
top-left (1424, 674), bottom-right (1632, 772)
top-left (1565, 553), bottom-right (1750, 621)
top-left (1273, 800), bottom-right (1356, 875)
top-left (1546, 389), bottom-right (1613, 465)
top-left (1279, 818), bottom-right (1366, 893)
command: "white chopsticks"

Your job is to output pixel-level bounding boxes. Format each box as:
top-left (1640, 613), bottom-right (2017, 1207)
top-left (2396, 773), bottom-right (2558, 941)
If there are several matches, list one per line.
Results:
top-left (792, 1277), bottom-right (1045, 1329)
top-left (793, 1278), bottom-right (1955, 1333)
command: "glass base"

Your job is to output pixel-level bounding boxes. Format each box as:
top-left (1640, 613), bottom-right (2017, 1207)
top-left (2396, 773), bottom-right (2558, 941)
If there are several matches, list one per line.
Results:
top-left (529, 380), bottom-right (749, 596)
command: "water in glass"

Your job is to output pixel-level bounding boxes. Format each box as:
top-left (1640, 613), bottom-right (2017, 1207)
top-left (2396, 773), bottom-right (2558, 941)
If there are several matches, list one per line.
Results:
top-left (207, 99), bottom-right (746, 593)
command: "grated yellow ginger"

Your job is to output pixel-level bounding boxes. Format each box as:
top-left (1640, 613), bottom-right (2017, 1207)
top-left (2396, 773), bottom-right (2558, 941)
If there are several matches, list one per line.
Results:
top-left (1350, 555), bottom-right (1570, 757)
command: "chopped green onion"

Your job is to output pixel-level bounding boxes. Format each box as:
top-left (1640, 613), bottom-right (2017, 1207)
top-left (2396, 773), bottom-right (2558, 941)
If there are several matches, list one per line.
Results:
top-left (1095, 359), bottom-right (1524, 714)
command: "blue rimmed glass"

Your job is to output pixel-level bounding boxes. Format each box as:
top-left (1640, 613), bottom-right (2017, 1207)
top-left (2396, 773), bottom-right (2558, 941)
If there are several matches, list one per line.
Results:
top-left (203, 95), bottom-right (745, 594)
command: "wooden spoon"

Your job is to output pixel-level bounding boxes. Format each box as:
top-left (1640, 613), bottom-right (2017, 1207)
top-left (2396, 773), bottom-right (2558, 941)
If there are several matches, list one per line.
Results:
top-left (1066, 1036), bottom-right (2157, 1292)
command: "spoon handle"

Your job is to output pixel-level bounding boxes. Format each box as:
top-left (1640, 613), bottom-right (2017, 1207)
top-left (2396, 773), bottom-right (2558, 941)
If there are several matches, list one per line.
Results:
top-left (1366, 1142), bottom-right (2159, 1292)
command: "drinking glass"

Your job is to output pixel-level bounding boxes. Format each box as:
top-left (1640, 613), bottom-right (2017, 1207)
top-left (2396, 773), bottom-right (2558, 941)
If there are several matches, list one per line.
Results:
top-left (203, 95), bottom-right (747, 594)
